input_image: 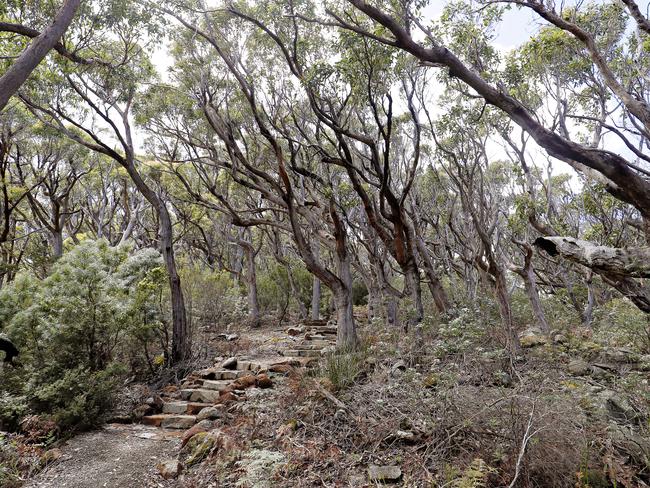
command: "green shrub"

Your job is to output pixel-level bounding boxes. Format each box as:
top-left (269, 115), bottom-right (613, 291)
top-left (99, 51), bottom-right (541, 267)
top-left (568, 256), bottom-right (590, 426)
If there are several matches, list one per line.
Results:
top-left (0, 239), bottom-right (165, 434)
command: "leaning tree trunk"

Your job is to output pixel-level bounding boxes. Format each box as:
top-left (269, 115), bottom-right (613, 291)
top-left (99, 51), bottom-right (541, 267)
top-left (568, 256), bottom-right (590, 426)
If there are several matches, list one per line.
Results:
top-left (414, 231), bottom-right (450, 314)
top-left (0, 0), bottom-right (81, 111)
top-left (535, 236), bottom-right (650, 313)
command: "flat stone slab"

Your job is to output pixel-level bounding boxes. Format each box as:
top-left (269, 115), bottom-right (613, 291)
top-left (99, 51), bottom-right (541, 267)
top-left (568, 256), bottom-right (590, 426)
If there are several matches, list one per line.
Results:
top-left (202, 380), bottom-right (233, 391)
top-left (142, 415), bottom-right (196, 429)
top-left (162, 401), bottom-right (212, 415)
top-left (185, 389), bottom-right (222, 403)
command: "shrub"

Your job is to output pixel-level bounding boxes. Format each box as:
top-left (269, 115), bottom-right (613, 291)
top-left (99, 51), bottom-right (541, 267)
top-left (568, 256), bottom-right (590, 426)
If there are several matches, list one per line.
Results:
top-left (0, 240), bottom-right (165, 434)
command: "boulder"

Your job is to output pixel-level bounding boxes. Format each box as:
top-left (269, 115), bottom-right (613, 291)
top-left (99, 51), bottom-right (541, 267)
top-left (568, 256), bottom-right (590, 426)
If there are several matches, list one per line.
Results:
top-left (519, 328), bottom-right (548, 348)
top-left (181, 420), bottom-right (214, 447)
top-left (368, 465), bottom-right (402, 482)
top-left (269, 364), bottom-right (293, 374)
top-left (567, 359), bottom-right (589, 376)
top-left (197, 405), bottom-right (225, 422)
top-left (157, 460), bottom-right (182, 480)
top-left (222, 357), bottom-right (237, 370)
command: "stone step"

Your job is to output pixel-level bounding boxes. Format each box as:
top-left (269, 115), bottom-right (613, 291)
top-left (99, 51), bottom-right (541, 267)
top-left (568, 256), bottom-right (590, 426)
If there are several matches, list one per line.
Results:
top-left (282, 349), bottom-right (321, 357)
top-left (236, 360), bottom-right (262, 371)
top-left (142, 414), bottom-right (196, 429)
top-left (307, 327), bottom-right (337, 335)
top-left (292, 344), bottom-right (328, 351)
top-left (180, 388), bottom-right (222, 403)
top-left (162, 401), bottom-right (211, 415)
top-left (214, 370), bottom-right (248, 380)
top-left (202, 380), bottom-right (233, 392)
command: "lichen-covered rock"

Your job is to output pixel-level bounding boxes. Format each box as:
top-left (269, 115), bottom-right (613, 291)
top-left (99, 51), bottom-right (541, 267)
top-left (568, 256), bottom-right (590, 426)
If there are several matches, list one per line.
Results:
top-left (567, 359), bottom-right (589, 376)
top-left (368, 464), bottom-right (401, 482)
top-left (196, 405), bottom-right (225, 422)
top-left (519, 328), bottom-right (548, 348)
top-left (181, 420), bottom-right (214, 447)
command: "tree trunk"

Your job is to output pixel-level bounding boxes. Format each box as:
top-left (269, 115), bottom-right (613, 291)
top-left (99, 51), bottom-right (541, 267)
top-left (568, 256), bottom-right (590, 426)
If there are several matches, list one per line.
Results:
top-left (0, 0), bottom-right (81, 111)
top-left (243, 243), bottom-right (260, 327)
top-left (535, 236), bottom-right (650, 278)
top-left (535, 236), bottom-right (650, 314)
top-left (311, 274), bottom-right (321, 320)
top-left (159, 204), bottom-right (190, 363)
top-left (52, 230), bottom-right (63, 258)
top-left (404, 262), bottom-right (424, 329)
top-left (495, 272), bottom-right (521, 354)
top-left (414, 232), bottom-right (449, 314)
top-left (287, 267), bottom-right (307, 318)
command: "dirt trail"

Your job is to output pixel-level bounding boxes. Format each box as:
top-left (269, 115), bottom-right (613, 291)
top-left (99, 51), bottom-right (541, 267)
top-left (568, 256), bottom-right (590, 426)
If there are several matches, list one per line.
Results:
top-left (25, 424), bottom-right (181, 488)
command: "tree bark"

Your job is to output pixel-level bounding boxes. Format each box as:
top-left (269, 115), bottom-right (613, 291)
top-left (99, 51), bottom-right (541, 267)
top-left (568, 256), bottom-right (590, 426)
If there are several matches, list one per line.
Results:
top-left (535, 236), bottom-right (650, 314)
top-left (0, 0), bottom-right (81, 111)
top-left (242, 241), bottom-right (260, 327)
top-left (534, 237), bottom-right (650, 278)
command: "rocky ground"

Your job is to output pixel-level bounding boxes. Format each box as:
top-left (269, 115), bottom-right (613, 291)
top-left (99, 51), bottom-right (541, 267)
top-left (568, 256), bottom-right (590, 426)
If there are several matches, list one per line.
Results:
top-left (24, 424), bottom-right (180, 488)
top-left (18, 315), bottom-right (650, 487)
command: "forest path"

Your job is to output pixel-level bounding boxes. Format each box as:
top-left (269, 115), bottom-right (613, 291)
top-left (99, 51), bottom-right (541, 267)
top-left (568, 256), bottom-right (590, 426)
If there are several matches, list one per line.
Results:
top-left (25, 423), bottom-right (181, 488)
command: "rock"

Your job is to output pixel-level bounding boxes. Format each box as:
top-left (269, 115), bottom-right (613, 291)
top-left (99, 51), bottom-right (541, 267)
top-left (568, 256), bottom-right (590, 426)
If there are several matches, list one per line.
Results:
top-left (217, 391), bottom-right (238, 404)
top-left (222, 357), bottom-right (238, 370)
top-left (519, 328), bottom-right (548, 348)
top-left (553, 333), bottom-right (568, 344)
top-left (255, 373), bottom-right (273, 389)
top-left (604, 347), bottom-right (638, 364)
top-left (180, 429), bottom-right (233, 467)
top-left (161, 415), bottom-right (197, 429)
top-left (157, 460), bottom-right (182, 480)
top-left (368, 465), bottom-right (402, 482)
top-left (287, 326), bottom-right (304, 336)
top-left (197, 405), bottom-right (225, 422)
top-left (145, 395), bottom-right (164, 412)
top-left (269, 364), bottom-right (293, 374)
top-left (40, 448), bottom-right (63, 467)
top-left (395, 430), bottom-right (418, 443)
top-left (422, 373), bottom-right (439, 388)
top-left (187, 389), bottom-right (222, 403)
top-left (226, 334), bottom-right (239, 341)
top-left (181, 420), bottom-right (214, 447)
top-left (589, 365), bottom-right (608, 380)
top-left (231, 374), bottom-right (257, 390)
top-left (320, 345), bottom-right (336, 356)
top-left (568, 359), bottom-right (589, 376)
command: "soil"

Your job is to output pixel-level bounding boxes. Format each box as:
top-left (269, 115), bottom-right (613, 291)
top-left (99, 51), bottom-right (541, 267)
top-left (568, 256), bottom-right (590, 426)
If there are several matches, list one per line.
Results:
top-left (24, 424), bottom-right (182, 488)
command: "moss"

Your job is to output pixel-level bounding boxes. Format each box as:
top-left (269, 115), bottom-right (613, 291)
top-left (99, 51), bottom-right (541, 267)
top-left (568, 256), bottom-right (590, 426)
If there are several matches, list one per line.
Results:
top-left (182, 432), bottom-right (216, 467)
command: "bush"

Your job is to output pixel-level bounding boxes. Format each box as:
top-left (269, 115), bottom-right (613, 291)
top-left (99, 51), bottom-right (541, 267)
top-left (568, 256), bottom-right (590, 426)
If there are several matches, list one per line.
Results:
top-left (0, 240), bottom-right (165, 434)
